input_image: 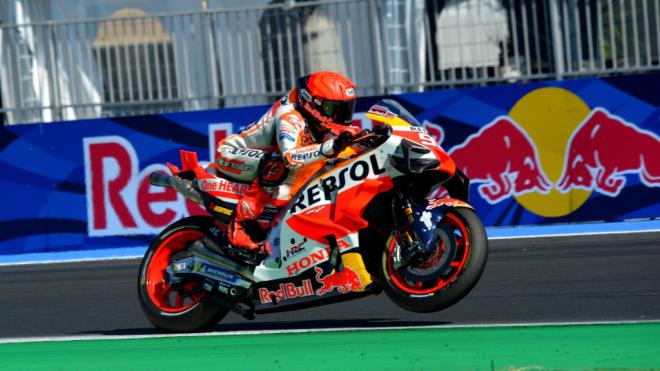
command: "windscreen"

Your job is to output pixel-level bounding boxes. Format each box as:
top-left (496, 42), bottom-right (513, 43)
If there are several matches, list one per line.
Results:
top-left (367, 99), bottom-right (422, 127)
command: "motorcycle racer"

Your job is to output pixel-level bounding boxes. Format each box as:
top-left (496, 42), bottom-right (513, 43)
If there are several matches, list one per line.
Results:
top-left (214, 71), bottom-right (362, 252)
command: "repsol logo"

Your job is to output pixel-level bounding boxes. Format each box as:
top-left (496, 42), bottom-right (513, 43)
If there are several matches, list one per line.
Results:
top-left (228, 148), bottom-right (264, 158)
top-left (290, 153), bottom-right (386, 213)
top-left (410, 126), bottom-right (429, 133)
top-left (217, 159), bottom-right (256, 172)
top-left (292, 151), bottom-right (320, 161)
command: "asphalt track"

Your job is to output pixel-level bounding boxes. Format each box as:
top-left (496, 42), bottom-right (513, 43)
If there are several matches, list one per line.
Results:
top-left (1, 232), bottom-right (659, 340)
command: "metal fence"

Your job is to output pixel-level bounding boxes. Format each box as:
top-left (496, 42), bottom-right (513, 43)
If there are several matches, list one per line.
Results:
top-left (1, 0), bottom-right (659, 125)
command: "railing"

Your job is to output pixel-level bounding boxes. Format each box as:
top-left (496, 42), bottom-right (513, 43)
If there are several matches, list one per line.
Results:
top-left (1, 0), bottom-right (659, 125)
top-left (558, 0), bottom-right (660, 77)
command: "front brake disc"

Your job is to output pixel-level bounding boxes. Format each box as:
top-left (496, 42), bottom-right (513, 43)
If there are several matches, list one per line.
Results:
top-left (401, 224), bottom-right (456, 282)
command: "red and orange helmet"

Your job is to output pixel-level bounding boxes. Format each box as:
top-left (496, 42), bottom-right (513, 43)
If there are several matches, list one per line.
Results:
top-left (296, 71), bottom-right (357, 128)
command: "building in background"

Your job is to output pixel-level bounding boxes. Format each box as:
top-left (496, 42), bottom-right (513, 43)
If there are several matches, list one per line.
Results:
top-left (1, 0), bottom-right (659, 125)
top-left (93, 8), bottom-right (182, 117)
top-left (434, 0), bottom-right (510, 79)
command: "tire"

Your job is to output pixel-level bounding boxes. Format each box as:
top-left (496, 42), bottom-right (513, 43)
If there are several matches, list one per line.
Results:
top-left (137, 216), bottom-right (228, 332)
top-left (378, 207), bottom-right (488, 313)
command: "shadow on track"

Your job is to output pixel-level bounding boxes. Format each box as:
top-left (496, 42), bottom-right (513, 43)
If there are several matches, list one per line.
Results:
top-left (74, 318), bottom-right (452, 336)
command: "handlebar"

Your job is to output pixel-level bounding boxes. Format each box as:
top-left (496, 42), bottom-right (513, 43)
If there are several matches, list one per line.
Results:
top-left (351, 132), bottom-right (376, 143)
top-left (351, 124), bottom-right (391, 147)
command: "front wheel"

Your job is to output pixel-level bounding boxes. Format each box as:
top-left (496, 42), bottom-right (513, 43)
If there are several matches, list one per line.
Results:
top-left (137, 216), bottom-right (228, 332)
top-left (378, 207), bottom-right (488, 313)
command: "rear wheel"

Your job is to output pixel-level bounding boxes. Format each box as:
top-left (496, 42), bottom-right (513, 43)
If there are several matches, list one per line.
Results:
top-left (378, 207), bottom-right (488, 312)
top-left (137, 216), bottom-right (228, 332)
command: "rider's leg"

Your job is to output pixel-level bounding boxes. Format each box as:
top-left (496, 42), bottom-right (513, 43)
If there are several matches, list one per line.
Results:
top-left (227, 179), bottom-right (269, 250)
top-left (215, 144), bottom-right (266, 250)
top-left (216, 147), bottom-right (289, 251)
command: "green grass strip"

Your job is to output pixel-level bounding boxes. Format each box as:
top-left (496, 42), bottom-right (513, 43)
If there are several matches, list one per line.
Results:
top-left (1, 323), bottom-right (659, 370)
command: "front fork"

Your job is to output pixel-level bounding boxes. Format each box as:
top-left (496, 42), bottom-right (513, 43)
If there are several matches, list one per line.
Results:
top-left (392, 193), bottom-right (471, 269)
top-left (392, 193), bottom-right (434, 268)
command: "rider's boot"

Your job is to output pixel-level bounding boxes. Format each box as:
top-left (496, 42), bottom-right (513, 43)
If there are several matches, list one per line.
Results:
top-left (227, 182), bottom-right (270, 254)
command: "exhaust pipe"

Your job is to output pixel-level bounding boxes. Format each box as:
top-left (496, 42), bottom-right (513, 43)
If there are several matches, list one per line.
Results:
top-left (149, 172), bottom-right (204, 205)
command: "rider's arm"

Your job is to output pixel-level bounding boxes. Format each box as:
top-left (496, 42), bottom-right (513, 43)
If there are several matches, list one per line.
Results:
top-left (276, 112), bottom-right (330, 169)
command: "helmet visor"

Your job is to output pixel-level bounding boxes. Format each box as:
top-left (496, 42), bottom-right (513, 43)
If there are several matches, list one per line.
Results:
top-left (320, 99), bottom-right (356, 125)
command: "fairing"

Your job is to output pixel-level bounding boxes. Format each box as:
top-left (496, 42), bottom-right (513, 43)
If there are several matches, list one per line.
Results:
top-left (366, 99), bottom-right (456, 178)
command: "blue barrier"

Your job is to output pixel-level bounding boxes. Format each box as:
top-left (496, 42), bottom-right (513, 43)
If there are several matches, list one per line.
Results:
top-left (1, 73), bottom-right (659, 255)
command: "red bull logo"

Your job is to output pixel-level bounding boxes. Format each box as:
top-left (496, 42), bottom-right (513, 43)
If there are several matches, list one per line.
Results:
top-left (258, 279), bottom-right (314, 304)
top-left (314, 266), bottom-right (362, 295)
top-left (449, 116), bottom-right (551, 204)
top-left (441, 87), bottom-right (659, 217)
top-left (557, 108), bottom-right (660, 197)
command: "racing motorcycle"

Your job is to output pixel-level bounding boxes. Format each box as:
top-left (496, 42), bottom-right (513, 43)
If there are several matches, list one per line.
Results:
top-left (138, 99), bottom-right (488, 332)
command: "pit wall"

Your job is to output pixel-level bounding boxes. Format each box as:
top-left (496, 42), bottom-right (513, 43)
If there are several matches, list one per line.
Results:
top-left (1, 73), bottom-right (659, 255)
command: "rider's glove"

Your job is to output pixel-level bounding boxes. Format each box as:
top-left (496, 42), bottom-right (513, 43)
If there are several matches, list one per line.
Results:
top-left (372, 124), bottom-right (391, 136)
top-left (327, 123), bottom-right (363, 138)
top-left (321, 131), bottom-right (354, 158)
top-left (360, 124), bottom-right (391, 147)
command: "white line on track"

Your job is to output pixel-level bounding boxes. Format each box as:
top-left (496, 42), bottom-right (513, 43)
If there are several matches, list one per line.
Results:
top-left (487, 228), bottom-right (660, 240)
top-left (0, 255), bottom-right (142, 267)
top-left (1, 320), bottom-right (658, 345)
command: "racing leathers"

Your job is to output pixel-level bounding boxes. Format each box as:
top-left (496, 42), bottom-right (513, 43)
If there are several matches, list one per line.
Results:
top-left (215, 89), bottom-right (361, 251)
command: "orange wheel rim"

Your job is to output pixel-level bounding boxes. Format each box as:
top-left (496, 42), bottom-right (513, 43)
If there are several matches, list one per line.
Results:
top-left (146, 229), bottom-right (206, 312)
top-left (387, 213), bottom-right (470, 295)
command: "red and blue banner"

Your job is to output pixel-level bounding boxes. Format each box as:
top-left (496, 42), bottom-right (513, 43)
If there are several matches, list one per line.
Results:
top-left (1, 73), bottom-right (659, 255)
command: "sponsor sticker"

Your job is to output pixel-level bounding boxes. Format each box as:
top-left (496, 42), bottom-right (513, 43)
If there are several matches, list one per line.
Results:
top-left (199, 178), bottom-right (250, 195)
top-left (315, 266), bottom-right (362, 295)
top-left (367, 105), bottom-right (396, 119)
top-left (258, 280), bottom-right (314, 303)
top-left (409, 126), bottom-right (429, 133)
top-left (285, 238), bottom-right (307, 259)
top-left (198, 263), bottom-right (238, 284)
top-left (279, 133), bottom-right (296, 143)
top-left (426, 199), bottom-right (473, 210)
top-left (285, 239), bottom-right (352, 276)
top-left (280, 121), bottom-right (297, 134)
top-left (290, 153), bottom-right (386, 213)
top-left (291, 151), bottom-right (321, 162)
top-left (212, 205), bottom-right (233, 216)
top-left (301, 89), bottom-right (312, 102)
top-left (420, 211), bottom-right (433, 230)
top-left (228, 148), bottom-right (264, 158)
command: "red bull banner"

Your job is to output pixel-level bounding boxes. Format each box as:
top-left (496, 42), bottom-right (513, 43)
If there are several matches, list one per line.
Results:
top-left (1, 73), bottom-right (659, 256)
top-left (392, 74), bottom-right (660, 227)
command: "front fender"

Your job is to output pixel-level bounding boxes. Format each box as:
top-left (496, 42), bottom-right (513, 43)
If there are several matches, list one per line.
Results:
top-left (410, 198), bottom-right (475, 254)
